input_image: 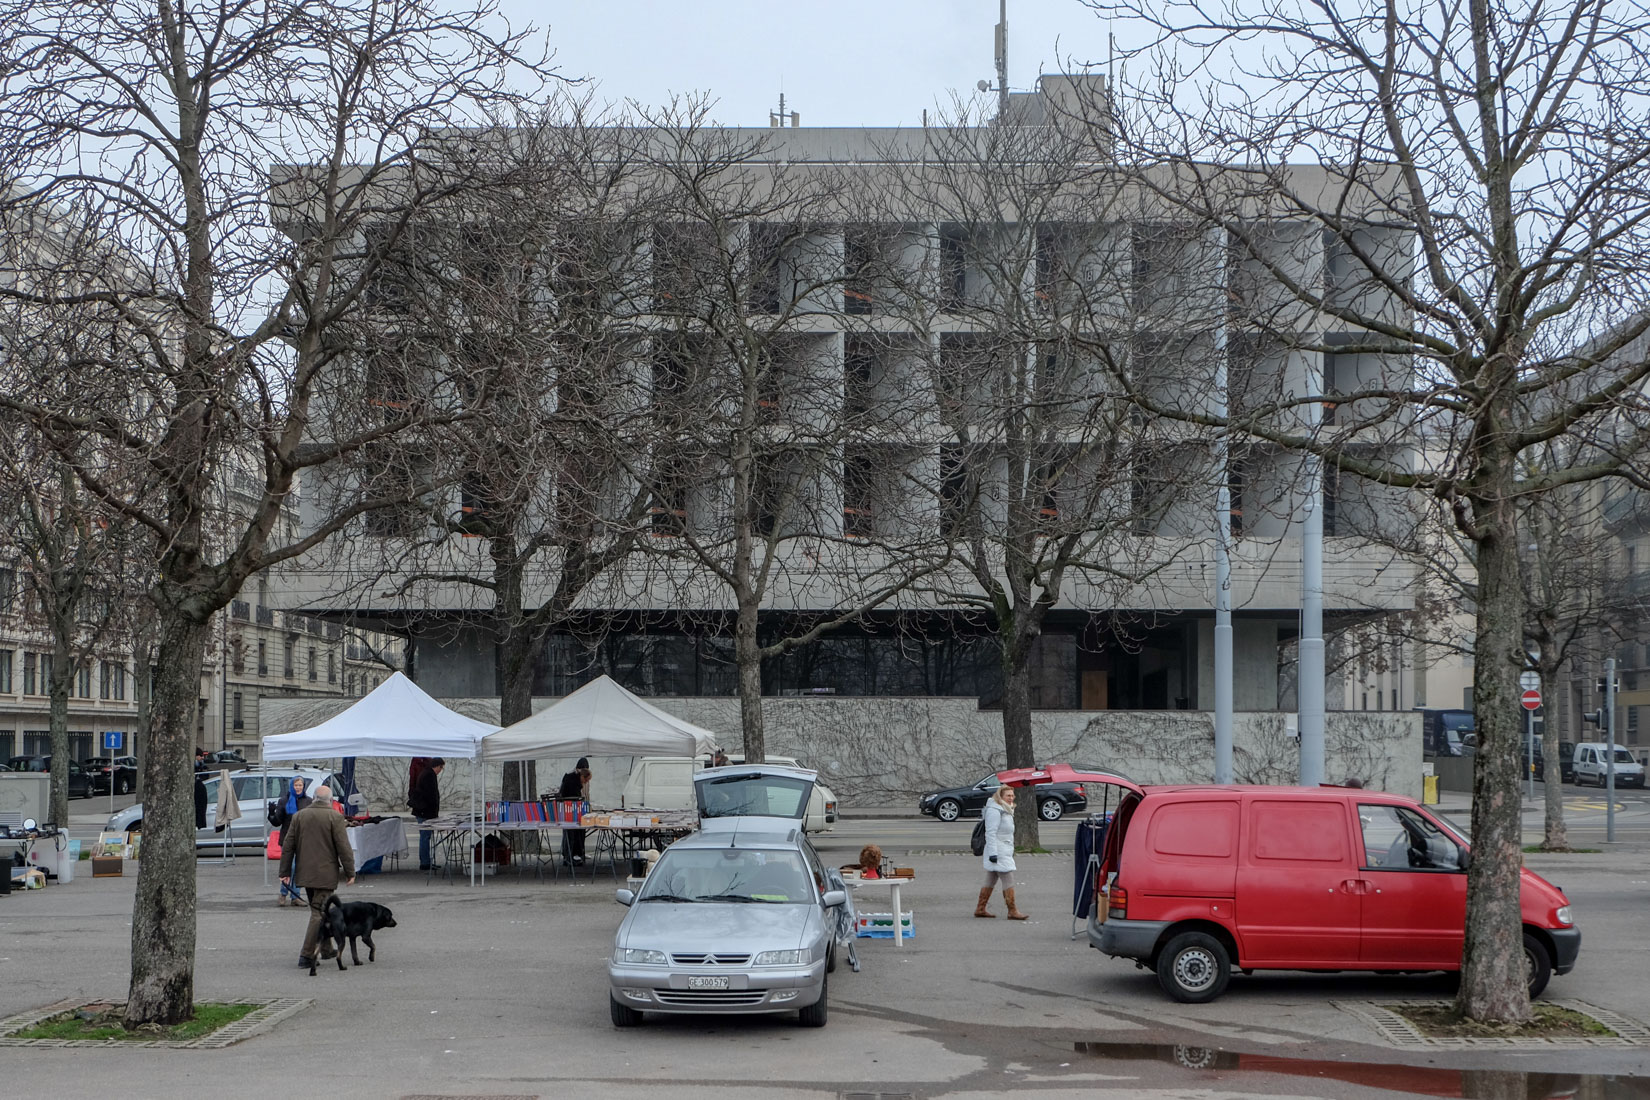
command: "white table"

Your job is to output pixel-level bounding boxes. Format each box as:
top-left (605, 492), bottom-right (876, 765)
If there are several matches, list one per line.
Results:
top-left (843, 874), bottom-right (914, 947)
top-left (347, 817), bottom-right (408, 868)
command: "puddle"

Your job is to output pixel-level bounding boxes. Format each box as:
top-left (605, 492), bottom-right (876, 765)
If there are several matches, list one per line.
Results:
top-left (1074, 1040), bottom-right (1650, 1098)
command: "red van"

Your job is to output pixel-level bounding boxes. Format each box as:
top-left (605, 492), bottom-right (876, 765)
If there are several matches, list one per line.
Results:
top-left (1070, 779), bottom-right (1577, 1003)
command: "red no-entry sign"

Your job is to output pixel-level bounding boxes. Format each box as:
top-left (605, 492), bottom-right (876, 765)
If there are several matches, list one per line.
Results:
top-left (1521, 689), bottom-right (1542, 711)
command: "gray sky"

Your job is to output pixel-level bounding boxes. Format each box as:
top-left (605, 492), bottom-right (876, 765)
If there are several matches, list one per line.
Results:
top-left (522, 1), bottom-right (1121, 127)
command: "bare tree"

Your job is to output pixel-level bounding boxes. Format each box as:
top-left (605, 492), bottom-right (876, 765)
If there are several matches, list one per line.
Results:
top-left (629, 100), bottom-right (943, 763)
top-left (0, 0), bottom-right (550, 1026)
top-left (1093, 0), bottom-right (1650, 1021)
top-left (874, 99), bottom-right (1195, 848)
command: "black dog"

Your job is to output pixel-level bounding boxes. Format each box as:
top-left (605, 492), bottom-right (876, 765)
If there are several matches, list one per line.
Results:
top-left (309, 896), bottom-right (397, 975)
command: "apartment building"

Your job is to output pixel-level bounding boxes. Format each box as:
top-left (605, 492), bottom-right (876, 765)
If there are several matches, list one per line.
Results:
top-left (277, 77), bottom-right (1425, 791)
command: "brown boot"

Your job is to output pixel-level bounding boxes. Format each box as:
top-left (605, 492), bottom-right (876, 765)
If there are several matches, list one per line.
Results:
top-left (974, 886), bottom-right (996, 918)
top-left (1004, 888), bottom-right (1028, 920)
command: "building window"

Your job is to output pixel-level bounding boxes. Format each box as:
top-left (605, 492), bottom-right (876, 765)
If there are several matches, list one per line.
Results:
top-left (77, 662), bottom-right (93, 698)
top-left (232, 691), bottom-right (244, 731)
top-left (0, 650), bottom-right (11, 693)
top-left (0, 567), bottom-right (13, 615)
top-left (283, 639), bottom-right (294, 678)
top-left (327, 653), bottom-right (337, 684)
top-left (257, 640), bottom-right (268, 676)
top-left (346, 673), bottom-right (355, 696)
top-left (99, 661), bottom-right (126, 701)
top-left (307, 646), bottom-right (318, 681)
top-left (23, 652), bottom-right (36, 695)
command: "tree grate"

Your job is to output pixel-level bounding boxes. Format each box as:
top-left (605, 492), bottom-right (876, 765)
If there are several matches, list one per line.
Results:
top-left (1334, 999), bottom-right (1650, 1048)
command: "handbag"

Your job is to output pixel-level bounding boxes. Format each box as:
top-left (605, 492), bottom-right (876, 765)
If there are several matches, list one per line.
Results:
top-left (265, 832), bottom-right (282, 861)
top-left (970, 818), bottom-right (987, 857)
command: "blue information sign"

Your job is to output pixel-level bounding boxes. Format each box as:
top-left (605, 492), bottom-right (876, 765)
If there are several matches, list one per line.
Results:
top-left (102, 730), bottom-right (123, 751)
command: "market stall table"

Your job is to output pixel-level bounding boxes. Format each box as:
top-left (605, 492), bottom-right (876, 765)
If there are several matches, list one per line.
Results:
top-left (346, 816), bottom-right (408, 870)
top-left (841, 872), bottom-right (915, 947)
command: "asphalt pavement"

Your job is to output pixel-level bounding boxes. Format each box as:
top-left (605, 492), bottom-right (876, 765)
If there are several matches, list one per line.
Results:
top-left (4, 805), bottom-right (1650, 1099)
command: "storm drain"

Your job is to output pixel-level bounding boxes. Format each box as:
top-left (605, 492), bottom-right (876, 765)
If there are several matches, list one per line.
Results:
top-left (1334, 999), bottom-right (1650, 1048)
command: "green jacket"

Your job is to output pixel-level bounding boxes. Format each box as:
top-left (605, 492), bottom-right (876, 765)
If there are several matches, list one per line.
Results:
top-left (278, 801), bottom-right (355, 889)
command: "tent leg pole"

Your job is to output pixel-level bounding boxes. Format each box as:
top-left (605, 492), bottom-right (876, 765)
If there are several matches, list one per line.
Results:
top-left (261, 758), bottom-right (268, 888)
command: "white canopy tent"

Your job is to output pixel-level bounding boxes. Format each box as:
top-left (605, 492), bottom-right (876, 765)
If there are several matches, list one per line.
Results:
top-left (259, 671), bottom-right (500, 886)
top-left (478, 674), bottom-right (720, 760)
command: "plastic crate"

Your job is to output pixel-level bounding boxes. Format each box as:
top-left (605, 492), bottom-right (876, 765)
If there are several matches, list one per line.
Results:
top-left (854, 911), bottom-right (914, 939)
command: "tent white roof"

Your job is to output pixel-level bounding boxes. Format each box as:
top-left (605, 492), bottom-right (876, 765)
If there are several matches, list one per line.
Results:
top-left (261, 671), bottom-right (499, 760)
top-left (479, 675), bottom-right (720, 760)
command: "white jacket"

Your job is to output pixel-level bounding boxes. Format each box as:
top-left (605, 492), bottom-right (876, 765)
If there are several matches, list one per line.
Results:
top-left (982, 798), bottom-right (1017, 872)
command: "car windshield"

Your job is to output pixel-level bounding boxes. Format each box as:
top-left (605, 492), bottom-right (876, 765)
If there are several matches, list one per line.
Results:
top-left (639, 848), bottom-right (813, 904)
top-left (696, 772), bottom-right (812, 819)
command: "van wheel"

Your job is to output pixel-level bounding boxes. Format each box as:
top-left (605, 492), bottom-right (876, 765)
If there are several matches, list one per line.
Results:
top-left (609, 996), bottom-right (644, 1028)
top-left (1524, 932), bottom-right (1553, 999)
top-left (1156, 932), bottom-right (1231, 1004)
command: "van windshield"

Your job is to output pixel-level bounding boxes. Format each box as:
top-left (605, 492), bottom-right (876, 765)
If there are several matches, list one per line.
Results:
top-left (696, 772), bottom-right (812, 819)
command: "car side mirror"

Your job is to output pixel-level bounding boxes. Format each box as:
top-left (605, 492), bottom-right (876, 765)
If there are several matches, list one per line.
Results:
top-left (821, 889), bottom-right (847, 908)
top-left (1457, 849), bottom-right (1470, 873)
top-left (614, 888), bottom-right (635, 907)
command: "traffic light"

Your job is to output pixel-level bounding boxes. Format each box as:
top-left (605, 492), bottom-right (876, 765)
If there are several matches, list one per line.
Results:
top-left (1582, 709), bottom-right (1606, 726)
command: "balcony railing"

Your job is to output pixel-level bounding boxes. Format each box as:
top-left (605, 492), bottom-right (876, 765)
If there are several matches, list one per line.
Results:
top-left (230, 600), bottom-right (249, 622)
top-left (256, 606), bottom-right (274, 625)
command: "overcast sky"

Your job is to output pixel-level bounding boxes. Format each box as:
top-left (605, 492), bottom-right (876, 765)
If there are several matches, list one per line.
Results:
top-left (520, 1), bottom-right (1123, 128)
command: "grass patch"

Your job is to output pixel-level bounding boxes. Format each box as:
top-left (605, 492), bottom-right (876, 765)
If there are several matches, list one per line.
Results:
top-left (1523, 845), bottom-right (1602, 854)
top-left (1395, 1002), bottom-right (1615, 1039)
top-left (11, 1002), bottom-right (256, 1042)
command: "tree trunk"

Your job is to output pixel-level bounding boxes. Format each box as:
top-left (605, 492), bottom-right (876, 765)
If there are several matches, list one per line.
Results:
top-left (48, 633), bottom-right (72, 828)
top-left (1456, 518), bottom-right (1531, 1023)
top-left (1538, 666), bottom-right (1567, 851)
top-left (1000, 641), bottom-right (1040, 850)
top-left (493, 538), bottom-right (535, 800)
top-left (124, 613), bottom-right (210, 1027)
top-left (132, 633), bottom-right (153, 800)
top-left (735, 601), bottom-right (764, 762)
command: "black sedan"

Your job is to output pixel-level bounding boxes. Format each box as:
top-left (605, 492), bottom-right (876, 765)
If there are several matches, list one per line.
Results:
top-left (86, 756), bottom-right (138, 795)
top-left (918, 771), bottom-right (1089, 822)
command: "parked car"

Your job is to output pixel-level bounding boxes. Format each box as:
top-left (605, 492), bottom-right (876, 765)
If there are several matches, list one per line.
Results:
top-left (5, 755), bottom-right (92, 798)
top-left (608, 764), bottom-right (844, 1028)
top-left (1417, 708), bottom-right (1476, 757)
top-left (1571, 743), bottom-right (1644, 788)
top-left (85, 755), bottom-right (138, 795)
top-left (619, 754), bottom-right (839, 833)
top-left (1532, 741), bottom-right (1575, 784)
top-left (199, 749), bottom-right (248, 771)
top-left (918, 770), bottom-right (1089, 822)
top-left (106, 766), bottom-right (352, 848)
top-left (1078, 777), bottom-right (1578, 1003)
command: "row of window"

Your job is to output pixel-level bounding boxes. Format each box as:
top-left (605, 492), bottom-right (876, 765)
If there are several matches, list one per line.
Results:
top-left (0, 651), bottom-right (127, 699)
top-left (233, 639), bottom-right (338, 684)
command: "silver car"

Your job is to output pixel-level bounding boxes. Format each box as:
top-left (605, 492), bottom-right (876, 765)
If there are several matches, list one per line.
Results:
top-left (105, 767), bottom-right (351, 848)
top-left (608, 765), bottom-right (848, 1028)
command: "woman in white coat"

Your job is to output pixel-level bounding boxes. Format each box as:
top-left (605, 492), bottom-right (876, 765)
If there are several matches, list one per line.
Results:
top-left (976, 785), bottom-right (1028, 920)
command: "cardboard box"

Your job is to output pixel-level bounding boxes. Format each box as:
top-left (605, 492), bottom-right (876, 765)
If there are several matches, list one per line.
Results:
top-left (91, 856), bottom-right (124, 878)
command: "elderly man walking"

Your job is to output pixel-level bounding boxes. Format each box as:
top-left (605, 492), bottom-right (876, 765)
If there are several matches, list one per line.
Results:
top-left (278, 783), bottom-right (355, 969)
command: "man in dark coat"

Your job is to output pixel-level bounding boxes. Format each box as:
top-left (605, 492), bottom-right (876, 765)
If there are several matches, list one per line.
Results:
top-left (409, 758), bottom-right (444, 871)
top-left (558, 757), bottom-right (591, 866)
top-left (194, 772), bottom-right (208, 830)
top-left (278, 783), bottom-right (355, 968)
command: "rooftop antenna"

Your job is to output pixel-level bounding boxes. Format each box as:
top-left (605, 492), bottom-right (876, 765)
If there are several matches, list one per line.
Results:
top-left (770, 90), bottom-right (799, 129)
top-left (995, 0), bottom-right (1009, 120)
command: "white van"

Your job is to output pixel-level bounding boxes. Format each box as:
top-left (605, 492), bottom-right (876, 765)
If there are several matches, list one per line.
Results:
top-left (1572, 743), bottom-right (1645, 788)
top-left (620, 754), bottom-right (838, 832)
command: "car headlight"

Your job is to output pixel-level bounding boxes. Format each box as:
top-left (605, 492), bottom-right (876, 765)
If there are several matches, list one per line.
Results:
top-left (1555, 906), bottom-right (1573, 926)
top-left (615, 948), bottom-right (667, 965)
top-left (753, 949), bottom-right (806, 966)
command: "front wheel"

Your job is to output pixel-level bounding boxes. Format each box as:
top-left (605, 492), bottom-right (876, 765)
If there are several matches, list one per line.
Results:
top-left (1156, 931), bottom-right (1231, 1004)
top-left (825, 941), bottom-right (837, 975)
top-left (610, 996), bottom-right (644, 1028)
top-left (798, 976), bottom-right (828, 1027)
top-left (1524, 932), bottom-right (1553, 999)
top-left (934, 798), bottom-right (961, 822)
top-left (1039, 799), bottom-right (1065, 821)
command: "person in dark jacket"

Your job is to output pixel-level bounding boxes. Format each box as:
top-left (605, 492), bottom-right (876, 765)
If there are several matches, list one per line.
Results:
top-left (409, 758), bottom-right (444, 871)
top-left (558, 757), bottom-right (592, 866)
top-left (194, 771), bottom-right (208, 830)
top-left (278, 784), bottom-right (355, 968)
top-left (271, 776), bottom-right (312, 907)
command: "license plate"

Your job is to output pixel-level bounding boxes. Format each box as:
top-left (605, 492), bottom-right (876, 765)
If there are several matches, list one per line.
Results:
top-left (686, 975), bottom-right (729, 990)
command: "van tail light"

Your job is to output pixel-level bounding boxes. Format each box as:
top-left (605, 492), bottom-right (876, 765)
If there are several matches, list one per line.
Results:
top-left (1108, 885), bottom-right (1128, 920)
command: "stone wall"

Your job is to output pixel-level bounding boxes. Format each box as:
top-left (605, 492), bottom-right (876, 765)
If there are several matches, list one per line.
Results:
top-left (258, 694), bottom-right (1421, 812)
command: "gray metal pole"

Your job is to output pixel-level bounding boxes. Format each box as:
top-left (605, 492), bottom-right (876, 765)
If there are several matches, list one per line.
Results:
top-left (1525, 707), bottom-right (1534, 801)
top-left (1298, 452), bottom-right (1326, 783)
top-left (1607, 656), bottom-right (1617, 843)
top-left (1212, 242), bottom-right (1233, 785)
